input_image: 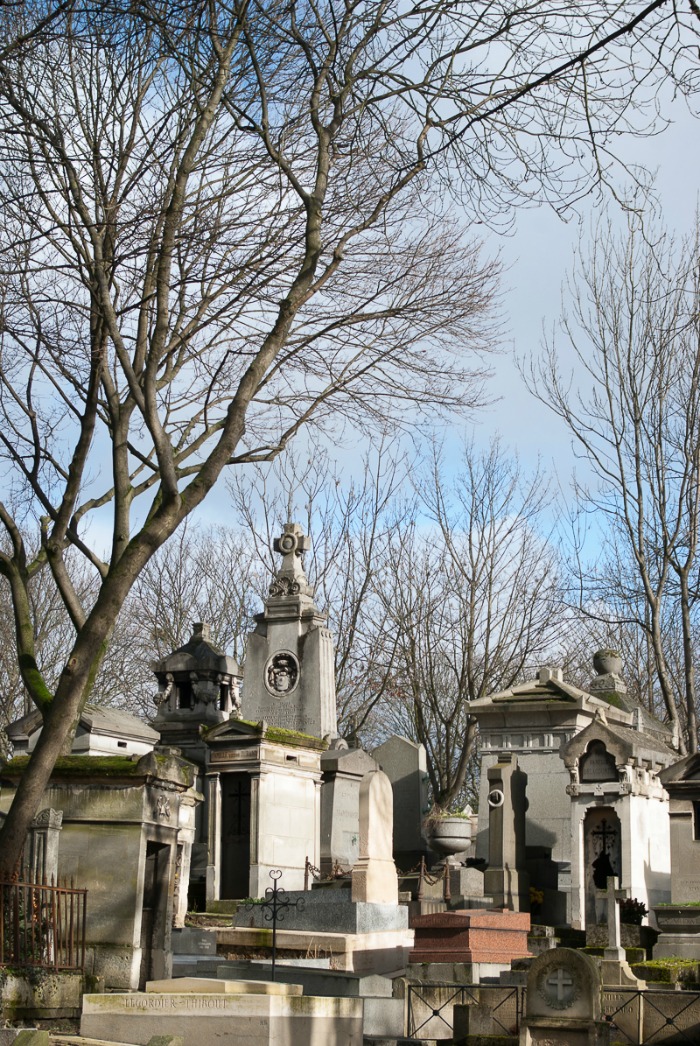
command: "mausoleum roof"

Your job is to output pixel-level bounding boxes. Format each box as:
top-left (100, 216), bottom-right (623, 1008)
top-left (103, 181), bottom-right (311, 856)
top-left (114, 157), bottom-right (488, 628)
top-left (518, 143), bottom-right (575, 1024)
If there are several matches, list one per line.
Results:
top-left (470, 667), bottom-right (589, 710)
top-left (659, 751), bottom-right (700, 789)
top-left (152, 622), bottom-right (240, 679)
top-left (473, 658), bottom-right (674, 746)
top-left (204, 716), bottom-right (328, 751)
top-left (561, 716), bottom-right (676, 772)
top-left (7, 703), bottom-right (159, 748)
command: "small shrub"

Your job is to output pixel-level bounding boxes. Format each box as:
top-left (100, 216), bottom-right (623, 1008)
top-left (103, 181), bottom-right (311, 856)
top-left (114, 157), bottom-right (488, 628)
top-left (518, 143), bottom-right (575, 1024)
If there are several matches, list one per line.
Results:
top-left (619, 897), bottom-right (647, 925)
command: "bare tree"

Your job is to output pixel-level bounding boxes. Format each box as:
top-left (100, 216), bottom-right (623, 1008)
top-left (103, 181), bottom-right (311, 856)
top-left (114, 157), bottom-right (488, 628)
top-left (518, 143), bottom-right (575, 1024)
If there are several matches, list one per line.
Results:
top-left (0, 0), bottom-right (698, 876)
top-left (0, 0), bottom-right (77, 63)
top-left (374, 441), bottom-right (566, 810)
top-left (530, 214), bottom-right (700, 752)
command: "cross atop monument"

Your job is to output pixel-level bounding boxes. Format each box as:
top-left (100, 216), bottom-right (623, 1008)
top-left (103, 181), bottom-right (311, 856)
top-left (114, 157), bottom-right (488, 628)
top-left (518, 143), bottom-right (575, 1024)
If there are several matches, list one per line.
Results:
top-left (269, 523), bottom-right (313, 598)
top-left (273, 523), bottom-right (310, 573)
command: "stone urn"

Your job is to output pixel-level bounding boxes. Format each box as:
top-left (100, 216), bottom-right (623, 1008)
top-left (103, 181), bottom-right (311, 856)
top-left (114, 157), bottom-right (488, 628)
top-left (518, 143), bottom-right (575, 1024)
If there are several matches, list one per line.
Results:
top-left (593, 648), bottom-right (623, 676)
top-left (427, 815), bottom-right (472, 858)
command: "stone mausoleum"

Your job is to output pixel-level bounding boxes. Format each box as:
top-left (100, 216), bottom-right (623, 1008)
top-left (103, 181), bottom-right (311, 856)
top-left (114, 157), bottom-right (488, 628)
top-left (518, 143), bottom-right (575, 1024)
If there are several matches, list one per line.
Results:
top-left (470, 651), bottom-right (678, 927)
top-left (150, 523), bottom-right (429, 909)
top-left (0, 747), bottom-right (201, 989)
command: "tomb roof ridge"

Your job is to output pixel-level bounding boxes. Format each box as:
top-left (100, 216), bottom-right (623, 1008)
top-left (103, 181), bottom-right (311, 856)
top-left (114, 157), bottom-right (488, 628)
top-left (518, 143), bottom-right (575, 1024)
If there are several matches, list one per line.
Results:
top-left (1, 750), bottom-right (198, 787)
top-left (152, 622), bottom-right (240, 677)
top-left (659, 750), bottom-right (700, 785)
top-left (562, 715), bottom-right (677, 768)
top-left (479, 676), bottom-right (588, 704)
top-left (585, 687), bottom-right (674, 742)
top-left (602, 718), bottom-right (675, 756)
top-left (6, 702), bottom-right (159, 744)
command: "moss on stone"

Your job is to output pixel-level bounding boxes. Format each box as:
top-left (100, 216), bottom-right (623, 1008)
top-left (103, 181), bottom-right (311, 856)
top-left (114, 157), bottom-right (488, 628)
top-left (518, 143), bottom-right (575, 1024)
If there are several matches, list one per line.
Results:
top-left (596, 691), bottom-right (626, 709)
top-left (1, 755), bottom-right (143, 778)
top-left (264, 725), bottom-right (327, 749)
top-left (631, 956), bottom-right (700, 988)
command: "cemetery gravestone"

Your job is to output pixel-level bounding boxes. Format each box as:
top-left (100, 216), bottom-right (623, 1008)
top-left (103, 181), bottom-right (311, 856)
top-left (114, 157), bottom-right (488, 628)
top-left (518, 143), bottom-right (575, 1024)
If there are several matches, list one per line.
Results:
top-left (372, 735), bottom-right (430, 870)
top-left (520, 948), bottom-right (610, 1045)
top-left (320, 743), bottom-right (379, 875)
top-left (351, 769), bottom-right (399, 905)
top-left (80, 984), bottom-right (363, 1046)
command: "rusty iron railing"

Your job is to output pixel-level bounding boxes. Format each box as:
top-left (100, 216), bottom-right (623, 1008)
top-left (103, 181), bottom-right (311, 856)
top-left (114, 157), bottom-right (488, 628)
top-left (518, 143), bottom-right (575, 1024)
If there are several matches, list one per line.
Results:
top-left (0, 877), bottom-right (87, 971)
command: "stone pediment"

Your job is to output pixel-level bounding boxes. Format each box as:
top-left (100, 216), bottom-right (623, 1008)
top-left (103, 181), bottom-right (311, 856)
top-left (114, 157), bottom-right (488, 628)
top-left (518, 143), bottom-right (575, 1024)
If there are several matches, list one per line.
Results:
top-left (471, 668), bottom-right (588, 711)
top-left (561, 717), bottom-right (674, 774)
top-left (205, 717), bottom-right (327, 751)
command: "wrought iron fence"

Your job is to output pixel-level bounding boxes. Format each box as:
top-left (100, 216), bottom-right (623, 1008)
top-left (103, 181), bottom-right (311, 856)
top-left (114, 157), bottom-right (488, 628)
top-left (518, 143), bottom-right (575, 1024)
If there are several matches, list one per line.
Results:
top-left (0, 878), bottom-right (87, 971)
top-left (603, 987), bottom-right (700, 1045)
top-left (407, 983), bottom-right (700, 1043)
top-left (407, 982), bottom-right (525, 1039)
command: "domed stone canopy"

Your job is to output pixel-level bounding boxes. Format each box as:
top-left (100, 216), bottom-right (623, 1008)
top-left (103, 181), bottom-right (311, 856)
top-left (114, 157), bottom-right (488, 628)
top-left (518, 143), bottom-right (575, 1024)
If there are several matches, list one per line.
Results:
top-left (152, 622), bottom-right (242, 728)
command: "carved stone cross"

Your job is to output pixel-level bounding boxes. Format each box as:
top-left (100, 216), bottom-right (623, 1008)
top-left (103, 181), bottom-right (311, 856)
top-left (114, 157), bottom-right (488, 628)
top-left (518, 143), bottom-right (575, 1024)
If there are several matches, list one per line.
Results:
top-left (546, 967), bottom-right (574, 1003)
top-left (604, 874), bottom-right (629, 960)
top-left (273, 522), bottom-right (310, 576)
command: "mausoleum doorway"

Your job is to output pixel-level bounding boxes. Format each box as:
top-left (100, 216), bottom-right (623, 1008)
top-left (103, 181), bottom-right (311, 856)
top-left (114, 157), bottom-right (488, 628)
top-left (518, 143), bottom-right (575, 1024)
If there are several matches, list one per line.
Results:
top-left (139, 839), bottom-right (173, 989)
top-left (220, 772), bottom-right (251, 899)
top-left (584, 806), bottom-right (621, 924)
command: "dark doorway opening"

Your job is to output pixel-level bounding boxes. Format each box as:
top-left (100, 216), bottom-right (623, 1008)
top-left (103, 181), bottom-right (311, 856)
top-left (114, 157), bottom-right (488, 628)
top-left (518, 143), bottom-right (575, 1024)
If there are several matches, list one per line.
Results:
top-left (139, 840), bottom-right (170, 988)
top-left (221, 773), bottom-right (252, 899)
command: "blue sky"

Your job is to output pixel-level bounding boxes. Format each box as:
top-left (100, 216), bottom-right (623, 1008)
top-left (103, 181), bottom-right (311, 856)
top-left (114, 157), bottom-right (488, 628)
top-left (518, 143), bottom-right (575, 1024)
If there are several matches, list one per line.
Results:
top-left (478, 95), bottom-right (700, 483)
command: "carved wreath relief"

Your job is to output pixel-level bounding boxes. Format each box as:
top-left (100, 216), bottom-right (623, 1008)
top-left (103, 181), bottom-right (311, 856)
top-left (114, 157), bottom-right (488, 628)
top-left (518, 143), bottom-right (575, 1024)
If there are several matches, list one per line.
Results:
top-left (264, 652), bottom-right (300, 697)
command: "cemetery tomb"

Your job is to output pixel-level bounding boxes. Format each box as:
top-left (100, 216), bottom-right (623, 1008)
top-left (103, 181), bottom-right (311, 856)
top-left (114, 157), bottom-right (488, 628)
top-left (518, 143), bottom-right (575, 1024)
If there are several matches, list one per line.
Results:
top-left (0, 749), bottom-right (202, 990)
top-left (471, 653), bottom-right (676, 927)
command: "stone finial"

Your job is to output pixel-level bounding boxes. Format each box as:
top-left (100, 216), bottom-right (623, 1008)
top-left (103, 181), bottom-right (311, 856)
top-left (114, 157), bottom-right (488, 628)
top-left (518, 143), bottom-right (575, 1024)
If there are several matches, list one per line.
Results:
top-left (589, 647), bottom-right (627, 696)
top-left (593, 648), bottom-right (623, 676)
top-left (538, 666), bottom-right (563, 684)
top-left (192, 622), bottom-right (211, 642)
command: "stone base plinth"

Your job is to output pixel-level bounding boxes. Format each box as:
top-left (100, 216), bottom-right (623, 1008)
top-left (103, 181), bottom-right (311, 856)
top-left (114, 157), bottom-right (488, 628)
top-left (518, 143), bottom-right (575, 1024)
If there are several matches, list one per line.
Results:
top-left (653, 932), bottom-right (700, 959)
top-left (409, 908), bottom-right (531, 963)
top-left (520, 1016), bottom-right (611, 1044)
top-left (351, 856), bottom-right (398, 905)
top-left (0, 970), bottom-right (86, 1021)
top-left (146, 977), bottom-right (301, 995)
top-left (217, 925), bottom-right (414, 973)
top-left (597, 958), bottom-right (645, 988)
top-left (81, 990), bottom-right (363, 1046)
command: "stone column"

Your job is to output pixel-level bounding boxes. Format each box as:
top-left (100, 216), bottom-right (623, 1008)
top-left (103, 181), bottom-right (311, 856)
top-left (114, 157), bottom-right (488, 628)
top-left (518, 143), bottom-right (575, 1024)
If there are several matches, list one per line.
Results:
top-left (205, 773), bottom-right (221, 904)
top-left (28, 808), bottom-right (63, 883)
top-left (483, 754), bottom-right (529, 911)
